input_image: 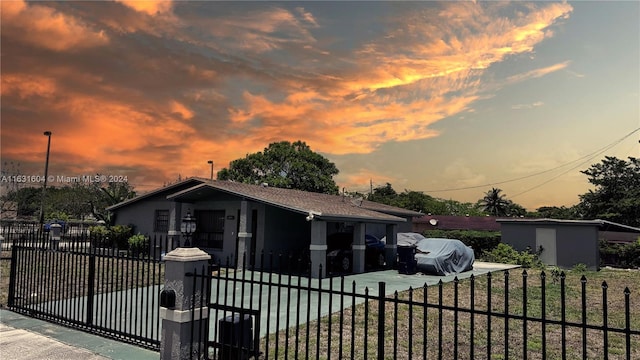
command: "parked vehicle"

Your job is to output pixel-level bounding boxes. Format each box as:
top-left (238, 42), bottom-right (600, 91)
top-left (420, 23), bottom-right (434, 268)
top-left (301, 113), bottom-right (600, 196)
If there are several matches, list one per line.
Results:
top-left (326, 233), bottom-right (386, 273)
top-left (44, 220), bottom-right (66, 233)
top-left (395, 232), bottom-right (474, 275)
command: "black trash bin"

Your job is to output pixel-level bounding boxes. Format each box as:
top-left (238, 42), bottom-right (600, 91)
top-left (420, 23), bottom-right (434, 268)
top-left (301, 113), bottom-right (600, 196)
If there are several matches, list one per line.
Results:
top-left (218, 314), bottom-right (253, 360)
top-left (397, 245), bottom-right (417, 275)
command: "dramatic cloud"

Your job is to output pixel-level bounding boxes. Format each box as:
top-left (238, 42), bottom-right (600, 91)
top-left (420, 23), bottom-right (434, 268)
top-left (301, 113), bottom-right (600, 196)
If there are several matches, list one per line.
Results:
top-left (1, 0), bottom-right (108, 51)
top-left (0, 1), bottom-right (575, 190)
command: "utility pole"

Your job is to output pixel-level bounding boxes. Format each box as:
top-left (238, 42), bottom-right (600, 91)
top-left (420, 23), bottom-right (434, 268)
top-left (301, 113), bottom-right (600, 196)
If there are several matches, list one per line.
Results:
top-left (39, 131), bottom-right (52, 231)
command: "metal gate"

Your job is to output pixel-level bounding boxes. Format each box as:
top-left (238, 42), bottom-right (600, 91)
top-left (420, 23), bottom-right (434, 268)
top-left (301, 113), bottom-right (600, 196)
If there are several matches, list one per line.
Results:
top-left (8, 244), bottom-right (165, 350)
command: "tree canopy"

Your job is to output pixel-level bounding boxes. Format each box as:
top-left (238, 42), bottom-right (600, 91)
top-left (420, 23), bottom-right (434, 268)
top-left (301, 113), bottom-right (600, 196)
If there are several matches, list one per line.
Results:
top-left (577, 156), bottom-right (640, 227)
top-left (1, 180), bottom-right (136, 223)
top-left (217, 141), bottom-right (340, 194)
top-left (367, 183), bottom-right (483, 215)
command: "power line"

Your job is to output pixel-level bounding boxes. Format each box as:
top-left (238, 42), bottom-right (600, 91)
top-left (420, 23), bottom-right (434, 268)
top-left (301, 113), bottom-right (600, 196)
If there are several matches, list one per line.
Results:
top-left (510, 127), bottom-right (639, 199)
top-left (419, 127), bottom-right (640, 193)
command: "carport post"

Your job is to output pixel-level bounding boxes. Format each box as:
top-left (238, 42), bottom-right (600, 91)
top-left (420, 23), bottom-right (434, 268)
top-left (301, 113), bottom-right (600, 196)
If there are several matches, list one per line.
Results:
top-left (309, 220), bottom-right (327, 278)
top-left (384, 224), bottom-right (398, 268)
top-left (352, 223), bottom-right (366, 274)
top-left (160, 247), bottom-right (211, 360)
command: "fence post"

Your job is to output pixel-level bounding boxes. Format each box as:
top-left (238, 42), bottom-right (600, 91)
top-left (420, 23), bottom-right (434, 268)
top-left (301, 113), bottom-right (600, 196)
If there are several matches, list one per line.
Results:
top-left (378, 281), bottom-right (385, 360)
top-left (160, 247), bottom-right (211, 360)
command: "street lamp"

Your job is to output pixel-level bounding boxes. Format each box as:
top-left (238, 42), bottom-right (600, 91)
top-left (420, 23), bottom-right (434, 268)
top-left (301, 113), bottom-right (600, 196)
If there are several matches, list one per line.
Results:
top-left (39, 131), bottom-right (52, 232)
top-left (180, 211), bottom-right (197, 247)
top-left (207, 160), bottom-right (214, 180)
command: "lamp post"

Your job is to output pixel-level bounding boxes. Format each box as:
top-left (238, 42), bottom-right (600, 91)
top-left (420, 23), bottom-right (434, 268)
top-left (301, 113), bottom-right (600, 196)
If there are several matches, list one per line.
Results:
top-left (180, 211), bottom-right (197, 247)
top-left (207, 160), bottom-right (214, 180)
top-left (39, 131), bottom-right (52, 232)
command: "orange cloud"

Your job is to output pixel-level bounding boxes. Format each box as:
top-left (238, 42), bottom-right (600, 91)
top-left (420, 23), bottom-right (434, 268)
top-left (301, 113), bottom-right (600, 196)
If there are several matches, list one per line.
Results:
top-left (170, 101), bottom-right (194, 120)
top-left (116, 0), bottom-right (173, 16)
top-left (1, 0), bottom-right (108, 51)
top-left (1, 74), bottom-right (57, 99)
top-left (506, 61), bottom-right (571, 84)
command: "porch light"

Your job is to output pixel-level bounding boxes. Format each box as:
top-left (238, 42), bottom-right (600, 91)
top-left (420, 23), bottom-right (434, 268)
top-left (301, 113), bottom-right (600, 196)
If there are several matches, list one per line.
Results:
top-left (180, 211), bottom-right (197, 247)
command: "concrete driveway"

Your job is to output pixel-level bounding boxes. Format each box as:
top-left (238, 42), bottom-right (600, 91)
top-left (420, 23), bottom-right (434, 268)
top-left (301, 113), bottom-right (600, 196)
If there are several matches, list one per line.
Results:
top-left (211, 261), bottom-right (520, 337)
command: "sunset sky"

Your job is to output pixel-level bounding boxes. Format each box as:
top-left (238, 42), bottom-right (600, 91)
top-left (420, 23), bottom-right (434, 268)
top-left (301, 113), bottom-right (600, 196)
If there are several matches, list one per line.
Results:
top-left (1, 1), bottom-right (638, 211)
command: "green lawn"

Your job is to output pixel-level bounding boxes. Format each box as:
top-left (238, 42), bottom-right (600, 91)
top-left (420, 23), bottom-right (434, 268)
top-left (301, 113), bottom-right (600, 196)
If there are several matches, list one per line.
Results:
top-left (264, 267), bottom-right (640, 359)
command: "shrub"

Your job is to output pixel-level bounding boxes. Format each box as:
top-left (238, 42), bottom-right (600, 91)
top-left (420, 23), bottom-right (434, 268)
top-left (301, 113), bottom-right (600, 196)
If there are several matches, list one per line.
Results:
top-left (89, 225), bottom-right (110, 248)
top-left (88, 224), bottom-right (132, 249)
top-left (571, 263), bottom-right (588, 273)
top-left (128, 233), bottom-right (148, 256)
top-left (599, 238), bottom-right (640, 268)
top-left (422, 230), bottom-right (501, 258)
top-left (110, 225), bottom-right (133, 250)
top-left (481, 243), bottom-right (543, 268)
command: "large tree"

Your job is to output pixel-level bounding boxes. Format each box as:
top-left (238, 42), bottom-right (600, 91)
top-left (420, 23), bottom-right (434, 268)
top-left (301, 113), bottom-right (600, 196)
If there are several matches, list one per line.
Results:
top-left (578, 156), bottom-right (640, 226)
top-left (217, 141), bottom-right (339, 194)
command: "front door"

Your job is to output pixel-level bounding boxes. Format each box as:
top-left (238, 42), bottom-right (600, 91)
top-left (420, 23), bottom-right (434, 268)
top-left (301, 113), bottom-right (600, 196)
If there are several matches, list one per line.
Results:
top-left (195, 210), bottom-right (225, 250)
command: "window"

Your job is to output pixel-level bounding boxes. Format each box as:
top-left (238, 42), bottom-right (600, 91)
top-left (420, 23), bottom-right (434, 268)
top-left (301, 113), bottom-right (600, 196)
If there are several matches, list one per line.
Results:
top-left (154, 210), bottom-right (169, 232)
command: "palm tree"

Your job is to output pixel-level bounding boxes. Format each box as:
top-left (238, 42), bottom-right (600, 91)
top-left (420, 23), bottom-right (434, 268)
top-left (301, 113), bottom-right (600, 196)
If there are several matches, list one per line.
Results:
top-left (479, 188), bottom-right (510, 216)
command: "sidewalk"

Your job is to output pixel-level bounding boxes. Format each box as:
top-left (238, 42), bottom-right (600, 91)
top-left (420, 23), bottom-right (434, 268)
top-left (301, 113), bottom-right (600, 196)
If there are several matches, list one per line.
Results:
top-left (0, 309), bottom-right (158, 360)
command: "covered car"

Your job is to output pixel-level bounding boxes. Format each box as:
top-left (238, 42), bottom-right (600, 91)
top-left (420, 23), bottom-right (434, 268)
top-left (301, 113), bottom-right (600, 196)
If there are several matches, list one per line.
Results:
top-left (394, 233), bottom-right (474, 275)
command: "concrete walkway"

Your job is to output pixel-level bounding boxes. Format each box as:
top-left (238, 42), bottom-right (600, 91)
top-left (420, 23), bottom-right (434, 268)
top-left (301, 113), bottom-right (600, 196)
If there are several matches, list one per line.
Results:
top-left (0, 309), bottom-right (158, 360)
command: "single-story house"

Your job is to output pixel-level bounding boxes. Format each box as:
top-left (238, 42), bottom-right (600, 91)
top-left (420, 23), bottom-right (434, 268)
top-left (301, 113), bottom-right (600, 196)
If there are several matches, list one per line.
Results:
top-left (107, 178), bottom-right (422, 278)
top-left (497, 218), bottom-right (640, 271)
top-left (413, 214), bottom-right (501, 233)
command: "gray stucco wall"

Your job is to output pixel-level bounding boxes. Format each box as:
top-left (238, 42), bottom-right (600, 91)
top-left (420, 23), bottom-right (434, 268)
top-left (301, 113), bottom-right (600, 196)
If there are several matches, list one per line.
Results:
top-left (500, 222), bottom-right (600, 270)
top-left (113, 196), bottom-right (171, 237)
top-left (263, 205), bottom-right (310, 255)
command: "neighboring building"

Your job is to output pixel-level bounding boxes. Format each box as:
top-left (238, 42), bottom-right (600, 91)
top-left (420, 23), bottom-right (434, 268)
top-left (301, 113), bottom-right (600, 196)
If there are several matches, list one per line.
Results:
top-left (413, 214), bottom-right (501, 233)
top-left (497, 218), bottom-right (640, 271)
top-left (107, 178), bottom-right (422, 277)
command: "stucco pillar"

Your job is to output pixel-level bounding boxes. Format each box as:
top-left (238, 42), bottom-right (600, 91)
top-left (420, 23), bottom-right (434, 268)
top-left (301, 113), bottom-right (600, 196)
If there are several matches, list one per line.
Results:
top-left (160, 247), bottom-right (211, 360)
top-left (168, 201), bottom-right (183, 251)
top-left (309, 220), bottom-right (327, 278)
top-left (352, 223), bottom-right (366, 274)
top-left (385, 224), bottom-right (398, 268)
top-left (237, 200), bottom-right (252, 269)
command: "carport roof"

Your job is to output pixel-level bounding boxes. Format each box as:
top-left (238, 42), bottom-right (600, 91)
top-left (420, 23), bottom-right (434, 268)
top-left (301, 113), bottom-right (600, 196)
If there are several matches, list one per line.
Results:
top-left (496, 218), bottom-right (640, 232)
top-left (166, 180), bottom-right (417, 223)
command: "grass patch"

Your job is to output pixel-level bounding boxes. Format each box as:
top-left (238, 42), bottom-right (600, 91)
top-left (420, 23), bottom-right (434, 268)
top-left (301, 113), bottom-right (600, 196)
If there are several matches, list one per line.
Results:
top-left (258, 268), bottom-right (640, 359)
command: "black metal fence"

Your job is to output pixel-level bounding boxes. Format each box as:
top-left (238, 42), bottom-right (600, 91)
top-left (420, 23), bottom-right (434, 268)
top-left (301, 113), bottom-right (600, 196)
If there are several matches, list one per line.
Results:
top-left (1, 220), bottom-right (97, 252)
top-left (7, 237), bottom-right (166, 350)
top-left (188, 254), bottom-right (639, 360)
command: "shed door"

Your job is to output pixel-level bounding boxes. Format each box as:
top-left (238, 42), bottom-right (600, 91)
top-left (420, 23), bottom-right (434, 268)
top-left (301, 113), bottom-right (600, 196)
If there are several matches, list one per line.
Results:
top-left (536, 228), bottom-right (557, 266)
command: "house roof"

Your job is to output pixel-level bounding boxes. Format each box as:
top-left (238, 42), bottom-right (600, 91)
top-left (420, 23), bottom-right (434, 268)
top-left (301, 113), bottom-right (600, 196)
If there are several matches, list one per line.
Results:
top-left (108, 177), bottom-right (420, 224)
top-left (106, 178), bottom-right (206, 211)
top-left (496, 218), bottom-right (640, 233)
top-left (166, 180), bottom-right (412, 223)
top-left (414, 215), bottom-right (501, 231)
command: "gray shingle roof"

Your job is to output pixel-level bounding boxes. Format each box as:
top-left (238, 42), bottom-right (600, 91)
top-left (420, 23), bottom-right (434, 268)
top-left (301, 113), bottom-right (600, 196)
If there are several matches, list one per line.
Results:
top-left (167, 180), bottom-right (409, 223)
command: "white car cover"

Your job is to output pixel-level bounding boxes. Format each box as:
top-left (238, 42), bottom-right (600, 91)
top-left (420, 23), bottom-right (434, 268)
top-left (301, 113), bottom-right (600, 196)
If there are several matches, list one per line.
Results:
top-left (389, 233), bottom-right (475, 275)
